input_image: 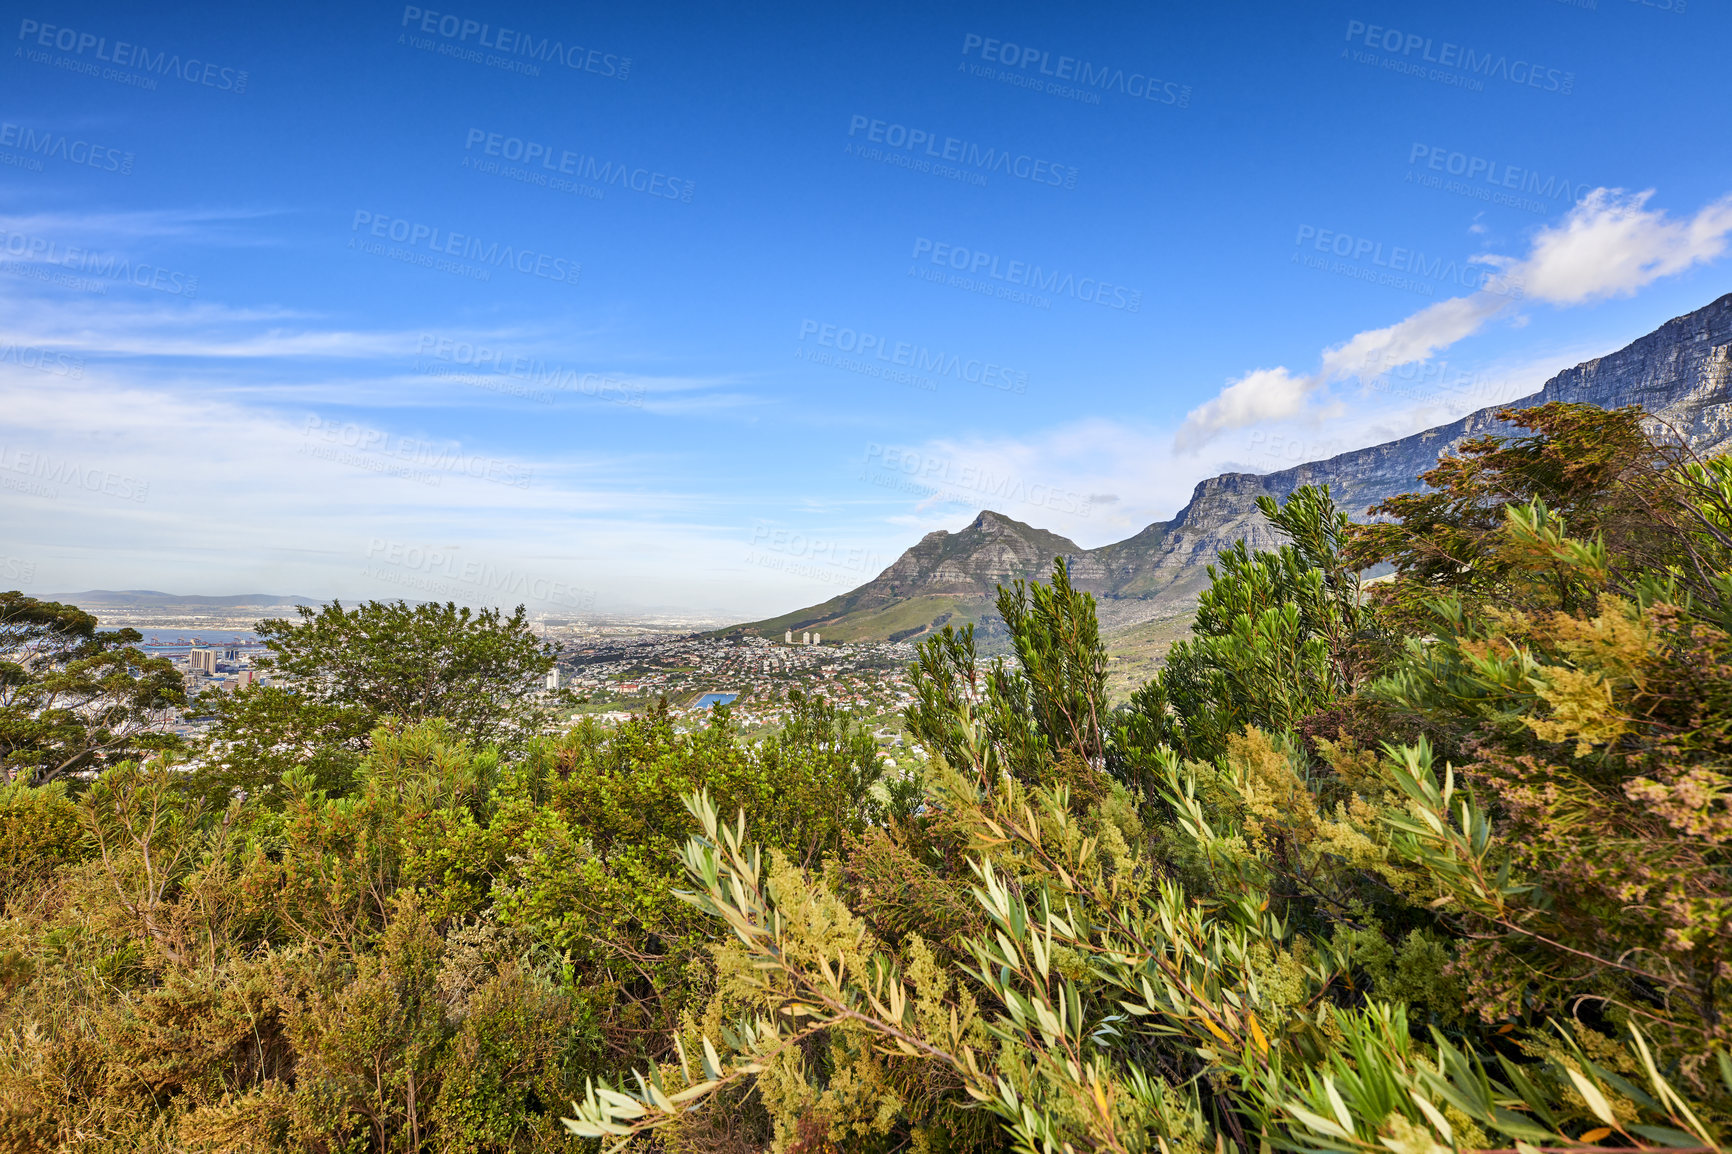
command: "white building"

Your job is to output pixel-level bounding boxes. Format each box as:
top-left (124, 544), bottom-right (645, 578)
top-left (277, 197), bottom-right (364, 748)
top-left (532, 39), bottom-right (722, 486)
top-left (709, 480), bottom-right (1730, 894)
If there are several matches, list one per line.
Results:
top-left (186, 648), bottom-right (217, 675)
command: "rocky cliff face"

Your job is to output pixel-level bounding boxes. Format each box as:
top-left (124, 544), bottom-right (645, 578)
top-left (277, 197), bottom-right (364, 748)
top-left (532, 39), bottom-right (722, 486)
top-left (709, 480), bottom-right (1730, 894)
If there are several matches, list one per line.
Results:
top-left (1533, 294), bottom-right (1732, 448)
top-left (734, 293), bottom-right (1732, 640)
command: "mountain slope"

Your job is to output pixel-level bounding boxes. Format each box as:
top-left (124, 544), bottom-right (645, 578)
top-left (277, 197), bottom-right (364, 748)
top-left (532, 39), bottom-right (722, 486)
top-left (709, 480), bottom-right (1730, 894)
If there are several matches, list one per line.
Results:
top-left (730, 292), bottom-right (1732, 644)
top-left (45, 590), bottom-right (322, 610)
top-left (723, 511), bottom-right (1091, 642)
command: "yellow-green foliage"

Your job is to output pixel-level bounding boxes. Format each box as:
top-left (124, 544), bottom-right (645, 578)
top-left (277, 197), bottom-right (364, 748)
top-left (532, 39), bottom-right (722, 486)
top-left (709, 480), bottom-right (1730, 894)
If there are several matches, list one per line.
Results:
top-left (0, 694), bottom-right (892, 1153)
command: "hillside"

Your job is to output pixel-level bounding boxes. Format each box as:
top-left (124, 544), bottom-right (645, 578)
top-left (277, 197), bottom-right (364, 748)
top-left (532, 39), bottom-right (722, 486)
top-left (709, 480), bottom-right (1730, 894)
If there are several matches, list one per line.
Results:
top-left (44, 590), bottom-right (322, 611)
top-left (722, 511), bottom-right (1085, 643)
top-left (726, 292), bottom-right (1732, 645)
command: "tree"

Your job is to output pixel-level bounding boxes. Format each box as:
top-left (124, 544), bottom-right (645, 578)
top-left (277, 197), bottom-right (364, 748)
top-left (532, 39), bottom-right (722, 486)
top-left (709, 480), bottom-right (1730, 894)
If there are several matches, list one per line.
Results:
top-left (997, 559), bottom-right (1109, 770)
top-left (906, 557), bottom-right (1112, 794)
top-left (253, 599), bottom-right (559, 749)
top-left (1115, 485), bottom-right (1372, 768)
top-left (1346, 403), bottom-right (1710, 621)
top-left (1370, 496), bottom-right (1732, 1059)
top-left (187, 684), bottom-right (374, 807)
top-left (0, 591), bottom-right (186, 785)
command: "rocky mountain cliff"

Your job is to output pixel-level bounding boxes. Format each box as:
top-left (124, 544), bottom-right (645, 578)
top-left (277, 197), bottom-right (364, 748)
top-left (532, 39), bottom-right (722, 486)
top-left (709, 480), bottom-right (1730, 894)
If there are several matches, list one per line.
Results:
top-left (727, 293), bottom-right (1732, 643)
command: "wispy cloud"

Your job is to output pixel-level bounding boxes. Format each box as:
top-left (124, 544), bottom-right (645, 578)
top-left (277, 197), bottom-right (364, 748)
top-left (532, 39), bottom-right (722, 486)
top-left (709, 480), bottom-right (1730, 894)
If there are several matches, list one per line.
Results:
top-left (1483, 188), bottom-right (1732, 306)
top-left (0, 290), bottom-right (756, 411)
top-left (0, 205), bottom-right (288, 244)
top-left (1171, 367), bottom-right (1310, 453)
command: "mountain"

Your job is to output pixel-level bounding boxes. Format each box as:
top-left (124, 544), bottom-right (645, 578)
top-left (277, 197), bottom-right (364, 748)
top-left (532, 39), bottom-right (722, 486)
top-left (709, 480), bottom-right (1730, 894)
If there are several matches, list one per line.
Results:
top-left (725, 292), bottom-right (1732, 644)
top-left (728, 511), bottom-right (1087, 643)
top-left (45, 590), bottom-right (322, 611)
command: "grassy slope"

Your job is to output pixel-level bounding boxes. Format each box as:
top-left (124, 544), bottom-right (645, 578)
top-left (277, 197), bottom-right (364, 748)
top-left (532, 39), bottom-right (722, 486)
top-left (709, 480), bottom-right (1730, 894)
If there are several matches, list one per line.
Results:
top-left (1101, 610), bottom-right (1195, 706)
top-left (722, 595), bottom-right (994, 643)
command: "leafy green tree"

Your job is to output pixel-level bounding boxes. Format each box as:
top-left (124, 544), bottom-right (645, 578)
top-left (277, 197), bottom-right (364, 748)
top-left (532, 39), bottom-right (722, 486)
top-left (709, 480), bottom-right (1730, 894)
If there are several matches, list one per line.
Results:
top-left (494, 694), bottom-right (888, 1074)
top-left (567, 781), bottom-right (1729, 1154)
top-left (1368, 496), bottom-right (1732, 1059)
top-left (1345, 402), bottom-right (1727, 623)
top-left (252, 599), bottom-right (560, 749)
top-left (188, 684), bottom-right (374, 807)
top-left (0, 776), bottom-right (83, 910)
top-left (0, 591), bottom-right (186, 785)
top-left (1116, 485), bottom-right (1371, 769)
top-left (0, 590), bottom-right (97, 659)
top-left (998, 559), bottom-right (1109, 768)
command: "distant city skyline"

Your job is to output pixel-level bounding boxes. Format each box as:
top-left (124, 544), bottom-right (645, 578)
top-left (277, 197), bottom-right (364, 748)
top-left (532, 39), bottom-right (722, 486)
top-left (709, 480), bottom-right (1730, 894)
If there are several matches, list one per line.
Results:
top-left (3, 1), bottom-right (1730, 619)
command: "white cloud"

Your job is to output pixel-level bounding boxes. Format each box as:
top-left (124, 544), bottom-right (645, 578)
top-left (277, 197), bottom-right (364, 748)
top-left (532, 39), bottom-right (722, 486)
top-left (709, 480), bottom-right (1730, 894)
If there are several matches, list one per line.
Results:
top-left (1317, 293), bottom-right (1512, 382)
top-left (1173, 367), bottom-right (1310, 451)
top-left (1174, 187), bottom-right (1732, 450)
top-left (1484, 188), bottom-right (1732, 305)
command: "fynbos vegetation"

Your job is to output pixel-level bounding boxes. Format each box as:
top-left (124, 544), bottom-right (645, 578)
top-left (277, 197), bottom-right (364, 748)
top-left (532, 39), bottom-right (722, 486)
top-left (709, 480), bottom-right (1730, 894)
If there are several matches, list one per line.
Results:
top-left (2, 404), bottom-right (1730, 1153)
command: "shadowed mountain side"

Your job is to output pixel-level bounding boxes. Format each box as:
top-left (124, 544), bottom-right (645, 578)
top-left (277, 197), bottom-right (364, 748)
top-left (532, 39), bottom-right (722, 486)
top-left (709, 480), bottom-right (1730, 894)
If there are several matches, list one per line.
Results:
top-left (725, 292), bottom-right (1732, 644)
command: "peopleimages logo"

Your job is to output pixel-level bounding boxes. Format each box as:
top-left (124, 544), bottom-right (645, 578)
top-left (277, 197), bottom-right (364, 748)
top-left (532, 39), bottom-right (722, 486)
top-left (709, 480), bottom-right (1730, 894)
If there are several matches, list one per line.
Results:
top-left (1405, 143), bottom-right (1594, 214)
top-left (15, 18), bottom-right (248, 92)
top-left (797, 320), bottom-right (1028, 394)
top-left (0, 341), bottom-right (83, 378)
top-left (364, 538), bottom-right (596, 612)
top-left (748, 526), bottom-right (883, 577)
top-left (1342, 20), bottom-right (1574, 95)
top-left (0, 444), bottom-right (149, 502)
top-left (863, 444), bottom-right (1092, 517)
top-left (462, 129), bottom-right (693, 202)
top-left (1292, 224), bottom-right (1523, 299)
top-left (960, 33), bottom-right (1191, 107)
top-left (0, 228), bottom-right (198, 296)
top-left (0, 121), bottom-right (132, 174)
top-left (910, 237), bottom-right (1141, 312)
top-left (303, 416), bottom-right (534, 489)
top-left (414, 334), bottom-right (646, 407)
top-left (398, 7), bottom-right (630, 79)
top-left (845, 115), bottom-right (1078, 189)
top-left (349, 211), bottom-right (580, 285)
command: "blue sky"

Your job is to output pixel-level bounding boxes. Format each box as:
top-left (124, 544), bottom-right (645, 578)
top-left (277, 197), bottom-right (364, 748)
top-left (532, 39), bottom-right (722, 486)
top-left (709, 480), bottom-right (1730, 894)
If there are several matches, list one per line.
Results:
top-left (2, 0), bottom-right (1729, 619)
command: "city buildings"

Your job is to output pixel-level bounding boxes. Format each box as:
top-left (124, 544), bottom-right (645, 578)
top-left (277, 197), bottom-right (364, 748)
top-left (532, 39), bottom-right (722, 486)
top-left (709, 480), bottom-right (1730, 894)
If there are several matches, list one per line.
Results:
top-left (550, 633), bottom-right (917, 739)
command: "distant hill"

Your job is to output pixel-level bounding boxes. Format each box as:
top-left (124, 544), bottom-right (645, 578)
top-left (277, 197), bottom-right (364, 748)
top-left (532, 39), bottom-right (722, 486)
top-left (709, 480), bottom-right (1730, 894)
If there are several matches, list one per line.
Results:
top-left (45, 590), bottom-right (322, 611)
top-left (723, 291), bottom-right (1732, 645)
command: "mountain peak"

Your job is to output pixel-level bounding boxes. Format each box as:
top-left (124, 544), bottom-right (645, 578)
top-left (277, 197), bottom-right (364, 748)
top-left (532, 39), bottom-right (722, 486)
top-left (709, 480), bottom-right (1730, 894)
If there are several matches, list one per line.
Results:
top-left (962, 508), bottom-right (1060, 538)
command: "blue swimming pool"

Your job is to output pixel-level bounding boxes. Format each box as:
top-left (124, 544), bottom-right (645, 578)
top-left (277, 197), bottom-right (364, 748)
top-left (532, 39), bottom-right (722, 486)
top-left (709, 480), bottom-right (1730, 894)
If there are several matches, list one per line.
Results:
top-left (692, 693), bottom-right (739, 709)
